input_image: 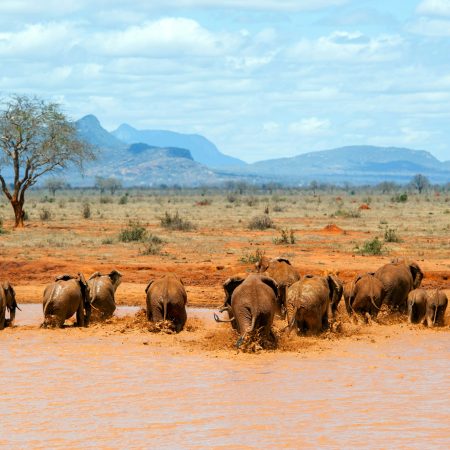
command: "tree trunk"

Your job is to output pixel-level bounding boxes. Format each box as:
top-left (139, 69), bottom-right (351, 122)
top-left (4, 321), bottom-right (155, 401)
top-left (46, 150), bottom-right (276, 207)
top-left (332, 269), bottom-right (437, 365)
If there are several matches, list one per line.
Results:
top-left (12, 200), bottom-right (25, 228)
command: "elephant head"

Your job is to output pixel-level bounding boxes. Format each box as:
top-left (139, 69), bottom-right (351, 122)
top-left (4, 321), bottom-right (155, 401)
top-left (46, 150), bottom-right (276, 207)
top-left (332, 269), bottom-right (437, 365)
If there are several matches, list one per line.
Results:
top-left (108, 269), bottom-right (122, 290)
top-left (1, 282), bottom-right (19, 327)
top-left (409, 263), bottom-right (423, 289)
top-left (255, 256), bottom-right (270, 273)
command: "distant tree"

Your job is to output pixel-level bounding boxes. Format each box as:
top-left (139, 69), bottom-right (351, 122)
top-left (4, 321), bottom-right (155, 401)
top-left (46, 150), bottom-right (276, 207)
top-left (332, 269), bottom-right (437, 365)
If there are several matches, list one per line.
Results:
top-left (95, 176), bottom-right (122, 195)
top-left (410, 174), bottom-right (430, 194)
top-left (376, 181), bottom-right (399, 194)
top-left (0, 95), bottom-right (94, 227)
top-left (44, 177), bottom-right (68, 196)
top-left (309, 180), bottom-right (319, 196)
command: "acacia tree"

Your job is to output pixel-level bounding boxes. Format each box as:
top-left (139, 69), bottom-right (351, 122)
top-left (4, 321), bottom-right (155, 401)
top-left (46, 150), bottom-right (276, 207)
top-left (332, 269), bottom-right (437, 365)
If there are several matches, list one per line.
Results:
top-left (0, 95), bottom-right (94, 227)
top-left (410, 174), bottom-right (430, 194)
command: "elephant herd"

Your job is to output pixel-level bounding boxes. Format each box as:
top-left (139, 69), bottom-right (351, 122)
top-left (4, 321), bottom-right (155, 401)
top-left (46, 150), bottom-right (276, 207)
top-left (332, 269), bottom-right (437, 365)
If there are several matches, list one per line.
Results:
top-left (0, 257), bottom-right (448, 349)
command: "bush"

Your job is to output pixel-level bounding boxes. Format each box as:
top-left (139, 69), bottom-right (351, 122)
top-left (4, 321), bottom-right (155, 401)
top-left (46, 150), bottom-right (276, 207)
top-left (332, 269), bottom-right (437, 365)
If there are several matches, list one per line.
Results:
top-left (101, 238), bottom-right (114, 245)
top-left (82, 203), bottom-right (91, 219)
top-left (384, 227), bottom-right (402, 243)
top-left (334, 208), bottom-right (361, 218)
top-left (119, 220), bottom-right (147, 242)
top-left (119, 194), bottom-right (128, 205)
top-left (160, 211), bottom-right (195, 231)
top-left (248, 214), bottom-right (274, 230)
top-left (140, 234), bottom-right (165, 255)
top-left (239, 248), bottom-right (265, 264)
top-left (39, 208), bottom-right (51, 221)
top-left (99, 196), bottom-right (113, 204)
top-left (356, 237), bottom-right (384, 255)
top-left (273, 228), bottom-right (296, 245)
top-left (391, 193), bottom-right (408, 203)
top-left (227, 193), bottom-right (237, 203)
top-left (0, 217), bottom-right (6, 234)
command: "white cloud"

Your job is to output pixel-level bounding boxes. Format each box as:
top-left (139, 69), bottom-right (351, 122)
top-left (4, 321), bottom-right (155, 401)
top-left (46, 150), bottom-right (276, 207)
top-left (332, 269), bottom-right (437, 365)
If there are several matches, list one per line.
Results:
top-left (288, 31), bottom-right (403, 62)
top-left (417, 0), bottom-right (450, 17)
top-left (289, 117), bottom-right (331, 135)
top-left (263, 121), bottom-right (280, 133)
top-left (0, 22), bottom-right (79, 58)
top-left (94, 18), bottom-right (231, 57)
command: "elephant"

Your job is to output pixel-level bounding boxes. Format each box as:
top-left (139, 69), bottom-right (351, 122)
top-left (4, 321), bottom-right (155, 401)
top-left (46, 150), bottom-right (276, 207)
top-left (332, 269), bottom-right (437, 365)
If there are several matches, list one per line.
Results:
top-left (88, 270), bottom-right (122, 320)
top-left (0, 282), bottom-right (19, 330)
top-left (408, 289), bottom-right (448, 327)
top-left (214, 274), bottom-right (279, 348)
top-left (407, 289), bottom-right (427, 325)
top-left (345, 273), bottom-right (386, 319)
top-left (374, 260), bottom-right (423, 313)
top-left (42, 273), bottom-right (91, 328)
top-left (255, 256), bottom-right (300, 317)
top-left (145, 273), bottom-right (187, 332)
top-left (285, 274), bottom-right (341, 335)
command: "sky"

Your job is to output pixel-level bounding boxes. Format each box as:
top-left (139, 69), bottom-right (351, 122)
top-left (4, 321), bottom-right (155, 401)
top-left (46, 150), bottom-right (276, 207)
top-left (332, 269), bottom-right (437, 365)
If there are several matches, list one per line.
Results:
top-left (1, 0), bottom-right (450, 163)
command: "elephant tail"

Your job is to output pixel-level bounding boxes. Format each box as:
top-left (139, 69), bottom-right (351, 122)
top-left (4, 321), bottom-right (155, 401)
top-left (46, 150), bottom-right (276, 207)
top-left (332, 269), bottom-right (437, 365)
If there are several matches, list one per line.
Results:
top-left (432, 303), bottom-right (438, 326)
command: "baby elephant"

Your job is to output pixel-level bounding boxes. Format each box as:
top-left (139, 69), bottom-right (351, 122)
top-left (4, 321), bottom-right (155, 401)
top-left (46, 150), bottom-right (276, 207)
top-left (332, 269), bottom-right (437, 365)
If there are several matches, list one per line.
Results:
top-left (345, 273), bottom-right (386, 320)
top-left (408, 289), bottom-right (448, 327)
top-left (42, 273), bottom-right (91, 328)
top-left (0, 282), bottom-right (19, 330)
top-left (214, 274), bottom-right (279, 348)
top-left (145, 273), bottom-right (187, 332)
top-left (286, 274), bottom-right (341, 335)
top-left (88, 270), bottom-right (122, 320)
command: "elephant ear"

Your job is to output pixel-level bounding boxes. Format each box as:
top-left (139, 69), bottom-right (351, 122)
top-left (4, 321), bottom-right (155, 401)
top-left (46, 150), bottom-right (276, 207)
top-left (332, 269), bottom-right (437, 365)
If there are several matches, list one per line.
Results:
top-left (77, 273), bottom-right (90, 306)
top-left (88, 271), bottom-right (102, 281)
top-left (223, 276), bottom-right (245, 305)
top-left (145, 280), bottom-right (154, 294)
top-left (55, 274), bottom-right (75, 282)
top-left (108, 269), bottom-right (122, 289)
top-left (273, 257), bottom-right (291, 265)
top-left (327, 274), bottom-right (341, 301)
top-left (255, 256), bottom-right (269, 273)
top-left (260, 276), bottom-right (279, 299)
top-left (409, 262), bottom-right (424, 289)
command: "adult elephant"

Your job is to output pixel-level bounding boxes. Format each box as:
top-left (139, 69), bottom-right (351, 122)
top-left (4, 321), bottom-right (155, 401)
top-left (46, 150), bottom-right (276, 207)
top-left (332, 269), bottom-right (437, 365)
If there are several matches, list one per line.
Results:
top-left (375, 260), bottom-right (423, 312)
top-left (346, 273), bottom-right (385, 320)
top-left (255, 256), bottom-right (300, 317)
top-left (214, 274), bottom-right (279, 348)
top-left (0, 282), bottom-right (19, 330)
top-left (88, 270), bottom-right (122, 320)
top-left (145, 273), bottom-right (187, 332)
top-left (285, 274), bottom-right (341, 335)
top-left (42, 274), bottom-right (91, 328)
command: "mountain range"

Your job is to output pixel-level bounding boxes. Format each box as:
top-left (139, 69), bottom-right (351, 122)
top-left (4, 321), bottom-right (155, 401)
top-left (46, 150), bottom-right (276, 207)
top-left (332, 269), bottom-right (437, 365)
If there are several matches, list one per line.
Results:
top-left (72, 115), bottom-right (450, 187)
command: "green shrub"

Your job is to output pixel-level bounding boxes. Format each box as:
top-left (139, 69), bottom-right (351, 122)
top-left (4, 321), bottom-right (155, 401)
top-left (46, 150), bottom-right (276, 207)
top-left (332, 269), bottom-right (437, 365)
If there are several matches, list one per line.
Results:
top-left (100, 196), bottom-right (113, 204)
top-left (239, 248), bottom-right (264, 264)
top-left (119, 220), bottom-right (147, 242)
top-left (356, 237), bottom-right (384, 255)
top-left (248, 214), bottom-right (274, 230)
top-left (160, 211), bottom-right (195, 231)
top-left (39, 208), bottom-right (51, 221)
top-left (140, 234), bottom-right (165, 255)
top-left (334, 208), bottom-right (361, 218)
top-left (391, 193), bottom-right (408, 203)
top-left (82, 203), bottom-right (91, 219)
top-left (384, 227), bottom-right (402, 243)
top-left (273, 228), bottom-right (296, 245)
top-left (101, 238), bottom-right (114, 245)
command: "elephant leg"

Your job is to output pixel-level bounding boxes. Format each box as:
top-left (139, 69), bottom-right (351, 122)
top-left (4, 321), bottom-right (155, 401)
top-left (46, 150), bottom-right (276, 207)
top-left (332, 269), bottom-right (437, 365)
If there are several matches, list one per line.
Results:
top-left (322, 310), bottom-right (330, 331)
top-left (76, 302), bottom-right (85, 327)
top-left (174, 307), bottom-right (187, 333)
top-left (151, 302), bottom-right (164, 322)
top-left (9, 307), bottom-right (16, 327)
top-left (0, 308), bottom-right (5, 330)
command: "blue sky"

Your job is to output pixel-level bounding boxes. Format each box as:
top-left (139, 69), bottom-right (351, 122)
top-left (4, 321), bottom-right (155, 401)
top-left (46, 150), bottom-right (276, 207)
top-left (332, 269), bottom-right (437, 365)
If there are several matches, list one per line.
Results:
top-left (1, 0), bottom-right (450, 162)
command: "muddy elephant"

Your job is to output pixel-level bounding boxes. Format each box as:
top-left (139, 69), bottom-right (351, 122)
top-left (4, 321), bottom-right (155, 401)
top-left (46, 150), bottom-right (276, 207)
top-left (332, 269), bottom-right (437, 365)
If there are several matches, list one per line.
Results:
top-left (0, 282), bottom-right (19, 330)
top-left (408, 289), bottom-right (448, 327)
top-left (346, 273), bottom-right (385, 319)
top-left (42, 274), bottom-right (91, 328)
top-left (88, 270), bottom-right (122, 320)
top-left (255, 256), bottom-right (300, 317)
top-left (214, 274), bottom-right (279, 348)
top-left (286, 274), bottom-right (341, 335)
top-left (145, 273), bottom-right (187, 332)
top-left (375, 260), bottom-right (423, 312)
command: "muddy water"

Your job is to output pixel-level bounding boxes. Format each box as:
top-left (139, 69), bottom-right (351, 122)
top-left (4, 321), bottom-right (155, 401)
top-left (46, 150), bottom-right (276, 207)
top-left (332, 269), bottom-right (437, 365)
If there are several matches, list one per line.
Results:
top-left (1, 306), bottom-right (449, 448)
